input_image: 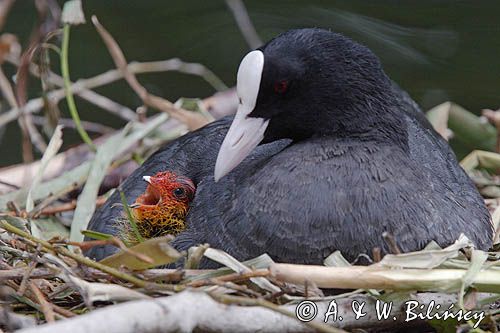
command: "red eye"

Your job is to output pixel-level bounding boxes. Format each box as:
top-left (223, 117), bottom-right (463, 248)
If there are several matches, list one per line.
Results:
top-left (274, 80), bottom-right (288, 94)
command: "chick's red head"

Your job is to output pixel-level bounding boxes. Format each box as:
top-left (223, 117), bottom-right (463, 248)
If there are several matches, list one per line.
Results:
top-left (131, 171), bottom-right (196, 238)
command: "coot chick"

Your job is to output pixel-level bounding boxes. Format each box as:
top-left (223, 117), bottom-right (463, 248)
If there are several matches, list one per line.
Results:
top-left (88, 28), bottom-right (492, 265)
top-left (115, 171), bottom-right (196, 244)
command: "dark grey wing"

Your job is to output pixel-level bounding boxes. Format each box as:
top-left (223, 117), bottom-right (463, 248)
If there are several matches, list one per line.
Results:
top-left (175, 138), bottom-right (492, 266)
top-left (393, 83), bottom-right (490, 233)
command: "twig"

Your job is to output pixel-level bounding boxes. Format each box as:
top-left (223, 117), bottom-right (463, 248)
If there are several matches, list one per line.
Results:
top-left (187, 269), bottom-right (270, 287)
top-left (31, 115), bottom-right (114, 134)
top-left (213, 293), bottom-right (344, 333)
top-left (372, 247), bottom-right (381, 262)
top-left (5, 55), bottom-right (138, 121)
top-left (14, 290), bottom-right (323, 333)
top-left (225, 0), bottom-right (262, 49)
top-left (66, 237), bottom-right (153, 264)
top-left (482, 108), bottom-right (500, 153)
top-left (382, 231), bottom-right (401, 254)
top-left (0, 58), bottom-right (229, 128)
top-left (0, 267), bottom-right (56, 281)
top-left (32, 196), bottom-right (107, 217)
top-left (29, 281), bottom-right (56, 322)
top-left (91, 15), bottom-right (209, 131)
top-left (0, 220), bottom-right (163, 289)
top-left (0, 266), bottom-right (214, 282)
top-left (16, 245), bottom-right (41, 296)
top-left (184, 243), bottom-right (209, 269)
top-left (119, 190), bottom-right (143, 243)
top-left (0, 0), bottom-right (16, 32)
top-left (0, 66), bottom-right (37, 162)
top-left (270, 263), bottom-right (500, 292)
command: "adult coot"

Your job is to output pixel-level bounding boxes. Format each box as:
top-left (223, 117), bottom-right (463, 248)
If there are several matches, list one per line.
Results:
top-left (87, 28), bottom-right (492, 264)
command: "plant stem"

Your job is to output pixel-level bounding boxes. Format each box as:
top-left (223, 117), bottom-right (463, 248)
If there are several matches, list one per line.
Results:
top-left (60, 24), bottom-right (96, 151)
top-left (0, 219), bottom-right (147, 287)
top-left (120, 190), bottom-right (144, 243)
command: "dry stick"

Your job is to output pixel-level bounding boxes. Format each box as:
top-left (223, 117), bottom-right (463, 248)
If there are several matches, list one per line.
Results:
top-left (212, 293), bottom-right (345, 333)
top-left (0, 267), bottom-right (55, 281)
top-left (33, 196), bottom-right (107, 217)
top-left (49, 303), bottom-right (77, 318)
top-left (66, 237), bottom-right (153, 264)
top-left (270, 263), bottom-right (500, 292)
top-left (382, 231), bottom-right (401, 254)
top-left (0, 66), bottom-right (36, 162)
top-left (225, 0), bottom-right (262, 49)
top-left (0, 220), bottom-right (182, 291)
top-left (91, 15), bottom-right (209, 131)
top-left (29, 281), bottom-right (56, 323)
top-left (482, 108), bottom-right (500, 153)
top-left (187, 269), bottom-right (270, 288)
top-left (15, 291), bottom-right (321, 333)
top-left (214, 281), bottom-right (263, 298)
top-left (0, 58), bottom-right (226, 128)
top-left (0, 266), bottom-right (214, 282)
top-left (5, 55), bottom-right (137, 121)
top-left (16, 245), bottom-right (41, 296)
top-left (15, 20), bottom-right (50, 156)
top-left (3, 190), bottom-right (98, 219)
top-left (31, 115), bottom-right (115, 134)
top-left (0, 0), bottom-right (16, 31)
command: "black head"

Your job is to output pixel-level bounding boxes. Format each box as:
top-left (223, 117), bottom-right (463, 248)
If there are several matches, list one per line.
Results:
top-left (214, 28), bottom-right (405, 181)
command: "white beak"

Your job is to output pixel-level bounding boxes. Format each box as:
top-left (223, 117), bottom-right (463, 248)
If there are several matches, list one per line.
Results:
top-left (214, 50), bottom-right (267, 182)
top-left (142, 175), bottom-right (151, 183)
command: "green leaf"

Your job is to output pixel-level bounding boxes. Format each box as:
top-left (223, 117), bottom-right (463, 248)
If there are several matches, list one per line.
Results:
top-left (323, 251), bottom-right (350, 267)
top-left (26, 125), bottom-right (63, 213)
top-left (99, 236), bottom-right (181, 270)
top-left (30, 216), bottom-right (69, 240)
top-left (458, 250), bottom-right (488, 309)
top-left (119, 190), bottom-right (143, 243)
top-left (81, 229), bottom-right (114, 241)
top-left (70, 129), bottom-right (127, 242)
top-left (377, 235), bottom-right (473, 269)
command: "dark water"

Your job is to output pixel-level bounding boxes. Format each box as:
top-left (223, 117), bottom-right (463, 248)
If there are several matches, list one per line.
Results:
top-left (1, 0), bottom-right (500, 166)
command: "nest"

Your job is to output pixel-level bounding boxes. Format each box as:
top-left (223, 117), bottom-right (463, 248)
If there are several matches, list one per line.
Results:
top-left (1, 1), bottom-right (500, 332)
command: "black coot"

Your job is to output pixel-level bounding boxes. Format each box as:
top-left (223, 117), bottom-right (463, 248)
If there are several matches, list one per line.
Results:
top-left (87, 28), bottom-right (492, 264)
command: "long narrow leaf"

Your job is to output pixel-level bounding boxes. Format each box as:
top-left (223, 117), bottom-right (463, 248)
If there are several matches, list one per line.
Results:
top-left (70, 129), bottom-right (127, 242)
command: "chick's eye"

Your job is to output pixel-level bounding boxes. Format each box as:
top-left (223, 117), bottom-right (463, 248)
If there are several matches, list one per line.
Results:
top-left (173, 188), bottom-right (185, 198)
top-left (274, 80), bottom-right (288, 94)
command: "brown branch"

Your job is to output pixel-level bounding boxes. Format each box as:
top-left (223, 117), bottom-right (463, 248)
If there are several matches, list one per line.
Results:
top-left (66, 237), bottom-right (153, 264)
top-left (0, 266), bottom-right (215, 283)
top-left (91, 15), bottom-right (209, 131)
top-left (225, 0), bottom-right (262, 49)
top-left (16, 248), bottom-right (39, 296)
top-left (29, 280), bottom-right (56, 323)
top-left (0, 58), bottom-right (235, 129)
top-left (0, 0), bottom-right (16, 32)
top-left (31, 115), bottom-right (114, 134)
top-left (6, 53), bottom-right (138, 121)
top-left (187, 269), bottom-right (270, 288)
top-left (34, 196), bottom-right (107, 216)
